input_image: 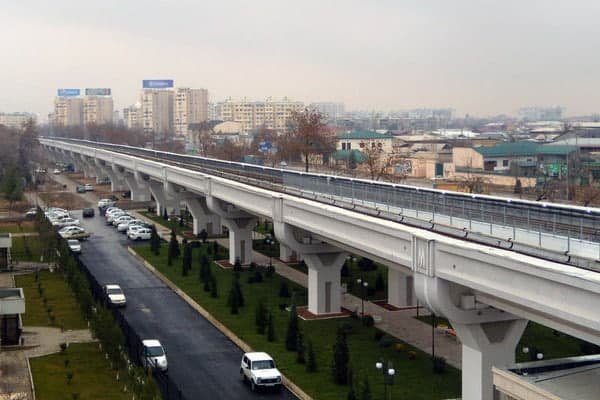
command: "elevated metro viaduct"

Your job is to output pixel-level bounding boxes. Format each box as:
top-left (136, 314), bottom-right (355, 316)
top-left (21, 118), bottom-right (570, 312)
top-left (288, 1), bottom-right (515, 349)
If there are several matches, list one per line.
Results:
top-left (42, 138), bottom-right (600, 400)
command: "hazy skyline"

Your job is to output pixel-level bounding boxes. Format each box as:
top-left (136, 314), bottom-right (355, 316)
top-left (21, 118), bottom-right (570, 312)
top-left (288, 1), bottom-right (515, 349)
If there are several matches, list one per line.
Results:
top-left (2, 0), bottom-right (600, 118)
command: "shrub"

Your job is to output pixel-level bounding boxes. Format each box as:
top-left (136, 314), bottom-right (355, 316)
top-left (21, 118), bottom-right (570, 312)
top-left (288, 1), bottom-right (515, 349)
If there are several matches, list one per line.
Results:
top-left (362, 315), bottom-right (374, 327)
top-left (64, 358), bottom-right (70, 368)
top-left (255, 299), bottom-right (267, 335)
top-left (265, 264), bottom-right (275, 277)
top-left (279, 281), bottom-right (291, 298)
top-left (199, 229), bottom-right (208, 243)
top-left (378, 335), bottom-right (395, 348)
top-left (253, 269), bottom-right (263, 283)
top-left (374, 330), bottom-right (384, 341)
top-left (331, 326), bottom-right (350, 385)
top-left (433, 356), bottom-right (447, 374)
top-left (249, 262), bottom-right (257, 271)
top-left (278, 303), bottom-right (288, 311)
top-left (340, 322), bottom-right (354, 335)
top-left (66, 371), bottom-right (74, 384)
top-left (60, 342), bottom-right (68, 352)
top-left (306, 340), bottom-right (317, 372)
top-left (233, 258), bottom-right (242, 272)
top-left (407, 350), bottom-right (417, 360)
top-left (395, 343), bottom-right (405, 352)
top-left (210, 274), bottom-right (218, 298)
top-left (267, 313), bottom-right (276, 342)
top-left (285, 301), bottom-right (299, 351)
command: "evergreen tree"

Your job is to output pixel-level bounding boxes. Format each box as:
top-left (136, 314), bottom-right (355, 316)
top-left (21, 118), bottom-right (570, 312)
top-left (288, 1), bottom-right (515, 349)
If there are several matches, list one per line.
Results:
top-left (163, 207), bottom-right (168, 220)
top-left (360, 375), bottom-right (371, 400)
top-left (210, 274), bottom-right (218, 298)
top-left (203, 272), bottom-right (211, 292)
top-left (266, 313), bottom-right (275, 342)
top-left (331, 326), bottom-right (350, 384)
top-left (233, 257), bottom-right (242, 272)
top-left (296, 331), bottom-right (306, 364)
top-left (212, 241), bottom-right (219, 257)
top-left (149, 225), bottom-right (160, 256)
top-left (199, 254), bottom-right (210, 282)
top-left (234, 273), bottom-right (244, 307)
top-left (514, 178), bottom-right (523, 194)
top-left (199, 229), bottom-right (208, 243)
top-left (279, 281), bottom-right (291, 298)
top-left (306, 340), bottom-right (317, 372)
top-left (181, 239), bottom-right (191, 276)
top-left (375, 272), bottom-right (385, 292)
top-left (285, 299), bottom-right (299, 351)
top-left (167, 229), bottom-right (179, 266)
top-left (228, 276), bottom-right (239, 314)
top-left (255, 299), bottom-right (267, 334)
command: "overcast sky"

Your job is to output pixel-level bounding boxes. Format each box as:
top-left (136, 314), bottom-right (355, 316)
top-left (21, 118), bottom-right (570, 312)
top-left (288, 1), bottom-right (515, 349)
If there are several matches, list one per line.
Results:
top-left (1, 0), bottom-right (600, 118)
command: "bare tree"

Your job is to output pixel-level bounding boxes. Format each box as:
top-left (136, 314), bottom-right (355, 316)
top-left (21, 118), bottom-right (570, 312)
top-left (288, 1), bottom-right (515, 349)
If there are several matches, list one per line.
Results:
top-left (456, 160), bottom-right (489, 194)
top-left (289, 109), bottom-right (335, 172)
top-left (361, 141), bottom-right (402, 181)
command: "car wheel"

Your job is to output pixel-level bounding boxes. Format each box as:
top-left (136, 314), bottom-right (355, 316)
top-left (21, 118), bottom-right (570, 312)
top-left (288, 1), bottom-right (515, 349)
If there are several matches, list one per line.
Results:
top-left (251, 380), bottom-right (256, 392)
top-left (240, 369), bottom-right (246, 382)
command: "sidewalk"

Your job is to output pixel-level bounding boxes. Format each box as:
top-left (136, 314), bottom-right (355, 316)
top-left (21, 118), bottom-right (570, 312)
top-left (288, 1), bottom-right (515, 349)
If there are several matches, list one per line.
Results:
top-left (130, 212), bottom-right (462, 369)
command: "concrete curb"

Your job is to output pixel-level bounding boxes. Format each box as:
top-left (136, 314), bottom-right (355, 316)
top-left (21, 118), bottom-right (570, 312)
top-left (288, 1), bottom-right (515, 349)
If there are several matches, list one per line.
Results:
top-left (127, 246), bottom-right (312, 400)
top-left (26, 356), bottom-right (36, 400)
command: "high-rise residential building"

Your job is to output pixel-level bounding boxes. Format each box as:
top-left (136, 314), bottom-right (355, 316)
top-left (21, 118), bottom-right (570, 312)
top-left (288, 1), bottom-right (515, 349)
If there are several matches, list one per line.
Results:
top-left (54, 96), bottom-right (84, 127)
top-left (208, 102), bottom-right (217, 121)
top-left (174, 88), bottom-right (209, 137)
top-left (216, 97), bottom-right (304, 133)
top-left (123, 105), bottom-right (142, 130)
top-left (310, 102), bottom-right (345, 122)
top-left (141, 89), bottom-right (174, 139)
top-left (83, 96), bottom-right (113, 125)
top-left (0, 112), bottom-right (36, 130)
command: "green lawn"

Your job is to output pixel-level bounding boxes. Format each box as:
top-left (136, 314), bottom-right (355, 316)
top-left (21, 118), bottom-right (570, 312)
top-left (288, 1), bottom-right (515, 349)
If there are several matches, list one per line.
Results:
top-left (416, 315), bottom-right (589, 362)
top-left (11, 236), bottom-right (44, 262)
top-left (15, 270), bottom-right (87, 330)
top-left (140, 211), bottom-right (191, 236)
top-left (30, 342), bottom-right (130, 400)
top-left (136, 244), bottom-right (461, 400)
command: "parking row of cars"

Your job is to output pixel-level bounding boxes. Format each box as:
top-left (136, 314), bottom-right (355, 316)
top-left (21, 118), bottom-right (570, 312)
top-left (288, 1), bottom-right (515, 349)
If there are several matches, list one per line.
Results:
top-left (103, 206), bottom-right (152, 240)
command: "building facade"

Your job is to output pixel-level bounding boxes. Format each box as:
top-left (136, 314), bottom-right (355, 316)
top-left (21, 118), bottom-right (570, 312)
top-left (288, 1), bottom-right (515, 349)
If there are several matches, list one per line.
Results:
top-left (123, 105), bottom-right (142, 130)
top-left (216, 97), bottom-right (304, 133)
top-left (0, 113), bottom-right (36, 130)
top-left (53, 97), bottom-right (84, 127)
top-left (83, 96), bottom-right (113, 125)
top-left (141, 89), bottom-right (174, 138)
top-left (174, 88), bottom-right (209, 137)
top-left (310, 102), bottom-right (345, 122)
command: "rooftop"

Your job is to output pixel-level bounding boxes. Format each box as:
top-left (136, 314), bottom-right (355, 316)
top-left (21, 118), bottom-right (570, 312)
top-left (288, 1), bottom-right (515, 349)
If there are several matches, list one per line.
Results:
top-left (337, 130), bottom-right (393, 140)
top-left (475, 141), bottom-right (577, 157)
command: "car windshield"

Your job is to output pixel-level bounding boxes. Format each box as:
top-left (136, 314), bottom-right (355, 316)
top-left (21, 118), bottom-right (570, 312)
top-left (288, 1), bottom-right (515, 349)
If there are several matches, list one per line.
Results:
top-left (146, 346), bottom-right (164, 357)
top-left (106, 288), bottom-right (122, 295)
top-left (68, 240), bottom-right (79, 245)
top-left (252, 360), bottom-right (275, 370)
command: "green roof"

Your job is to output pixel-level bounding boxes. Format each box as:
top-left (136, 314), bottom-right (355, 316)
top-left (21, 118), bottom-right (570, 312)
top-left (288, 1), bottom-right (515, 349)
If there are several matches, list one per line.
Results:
top-left (337, 130), bottom-right (393, 140)
top-left (475, 142), bottom-right (577, 158)
top-left (332, 149), bottom-right (367, 162)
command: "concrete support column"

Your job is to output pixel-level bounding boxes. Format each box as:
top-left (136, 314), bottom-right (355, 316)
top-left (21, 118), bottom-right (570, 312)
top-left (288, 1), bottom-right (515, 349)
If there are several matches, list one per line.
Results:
top-left (454, 319), bottom-right (527, 400)
top-left (148, 181), bottom-right (181, 217)
top-left (273, 217), bottom-right (347, 314)
top-left (303, 252), bottom-right (347, 314)
top-left (96, 160), bottom-right (127, 192)
top-left (123, 172), bottom-right (151, 201)
top-left (279, 244), bottom-right (297, 262)
top-left (181, 196), bottom-right (221, 236)
top-left (206, 196), bottom-right (256, 265)
top-left (414, 270), bottom-right (527, 400)
top-left (387, 268), bottom-right (417, 307)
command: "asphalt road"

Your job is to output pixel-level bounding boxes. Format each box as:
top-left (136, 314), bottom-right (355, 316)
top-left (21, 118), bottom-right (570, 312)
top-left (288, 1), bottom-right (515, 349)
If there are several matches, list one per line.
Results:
top-left (75, 210), bottom-right (297, 400)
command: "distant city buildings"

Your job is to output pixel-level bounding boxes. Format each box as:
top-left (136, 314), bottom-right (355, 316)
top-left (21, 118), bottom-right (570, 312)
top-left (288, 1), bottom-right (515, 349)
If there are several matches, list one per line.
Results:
top-left (216, 97), bottom-right (304, 133)
top-left (310, 102), bottom-right (345, 122)
top-left (174, 88), bottom-right (209, 137)
top-left (0, 112), bottom-right (36, 130)
top-left (518, 106), bottom-right (563, 121)
top-left (123, 104), bottom-right (142, 130)
top-left (141, 89), bottom-right (174, 139)
top-left (51, 88), bottom-right (114, 128)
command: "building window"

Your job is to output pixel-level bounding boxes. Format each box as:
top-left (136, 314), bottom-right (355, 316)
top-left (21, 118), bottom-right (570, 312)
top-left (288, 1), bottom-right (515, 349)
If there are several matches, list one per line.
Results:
top-left (360, 142), bottom-right (365, 148)
top-left (342, 143), bottom-right (346, 150)
top-left (502, 160), bottom-right (509, 167)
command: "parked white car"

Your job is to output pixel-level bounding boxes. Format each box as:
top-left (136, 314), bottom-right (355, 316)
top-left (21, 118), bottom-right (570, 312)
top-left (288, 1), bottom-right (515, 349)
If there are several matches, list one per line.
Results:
top-left (106, 211), bottom-right (126, 224)
top-left (103, 284), bottom-right (126, 307)
top-left (112, 215), bottom-right (134, 227)
top-left (141, 340), bottom-right (167, 371)
top-left (84, 183), bottom-right (94, 191)
top-left (117, 218), bottom-right (143, 232)
top-left (59, 226), bottom-right (89, 240)
top-left (240, 352), bottom-right (282, 391)
top-left (98, 199), bottom-right (117, 208)
top-left (67, 239), bottom-right (81, 253)
top-left (55, 217), bottom-right (80, 228)
top-left (128, 227), bottom-right (152, 241)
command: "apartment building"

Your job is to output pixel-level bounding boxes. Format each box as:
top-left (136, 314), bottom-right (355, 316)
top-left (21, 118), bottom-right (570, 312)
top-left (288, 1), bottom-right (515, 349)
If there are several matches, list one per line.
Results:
top-left (216, 97), bottom-right (304, 133)
top-left (123, 105), bottom-right (142, 130)
top-left (54, 96), bottom-right (84, 127)
top-left (174, 88), bottom-right (208, 137)
top-left (0, 112), bottom-right (36, 130)
top-left (310, 102), bottom-right (345, 122)
top-left (141, 89), bottom-right (174, 138)
top-left (83, 96), bottom-right (113, 125)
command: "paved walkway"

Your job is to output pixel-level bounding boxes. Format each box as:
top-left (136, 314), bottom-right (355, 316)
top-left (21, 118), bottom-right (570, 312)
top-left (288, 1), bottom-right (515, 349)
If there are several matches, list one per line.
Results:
top-left (130, 212), bottom-right (463, 369)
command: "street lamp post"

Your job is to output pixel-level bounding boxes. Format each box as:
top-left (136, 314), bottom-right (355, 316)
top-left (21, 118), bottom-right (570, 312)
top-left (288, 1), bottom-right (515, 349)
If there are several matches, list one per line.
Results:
top-left (376, 360), bottom-right (396, 400)
top-left (265, 238), bottom-right (274, 267)
top-left (356, 278), bottom-right (368, 316)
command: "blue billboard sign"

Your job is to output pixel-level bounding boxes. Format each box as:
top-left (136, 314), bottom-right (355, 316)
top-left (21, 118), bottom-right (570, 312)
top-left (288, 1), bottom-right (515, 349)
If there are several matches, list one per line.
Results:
top-left (142, 79), bottom-right (174, 89)
top-left (259, 141), bottom-right (272, 152)
top-left (85, 88), bottom-right (111, 96)
top-left (57, 88), bottom-right (81, 97)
